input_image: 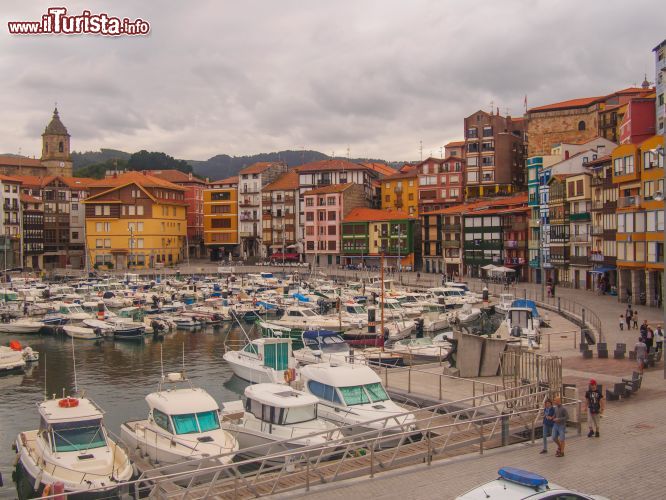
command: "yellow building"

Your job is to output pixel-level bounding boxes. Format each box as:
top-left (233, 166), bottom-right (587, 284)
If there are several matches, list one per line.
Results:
top-left (380, 169), bottom-right (419, 216)
top-left (204, 176), bottom-right (239, 260)
top-left (614, 136), bottom-right (665, 306)
top-left (83, 172), bottom-right (187, 269)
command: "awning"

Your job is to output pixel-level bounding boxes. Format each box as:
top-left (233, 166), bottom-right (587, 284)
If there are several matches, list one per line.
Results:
top-left (270, 252), bottom-right (299, 261)
top-left (481, 264), bottom-right (497, 271)
top-left (590, 266), bottom-right (616, 274)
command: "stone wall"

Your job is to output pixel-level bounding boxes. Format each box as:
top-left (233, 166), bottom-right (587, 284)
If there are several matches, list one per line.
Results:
top-left (527, 106), bottom-right (600, 157)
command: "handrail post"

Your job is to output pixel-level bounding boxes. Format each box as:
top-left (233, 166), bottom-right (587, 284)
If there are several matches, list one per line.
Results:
top-left (426, 432), bottom-right (432, 465)
top-left (479, 420), bottom-right (484, 455)
top-left (305, 459), bottom-right (310, 491)
top-left (439, 374), bottom-right (442, 401)
top-left (408, 367), bottom-right (411, 393)
top-left (370, 445), bottom-right (375, 478)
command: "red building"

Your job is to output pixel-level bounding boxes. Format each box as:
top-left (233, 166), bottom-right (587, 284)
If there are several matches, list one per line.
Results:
top-left (146, 170), bottom-right (207, 258)
top-left (619, 95), bottom-right (656, 145)
top-left (416, 156), bottom-right (465, 213)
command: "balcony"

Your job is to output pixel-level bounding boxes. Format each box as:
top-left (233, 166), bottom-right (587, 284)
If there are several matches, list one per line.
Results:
top-left (239, 199), bottom-right (255, 207)
top-left (443, 224), bottom-right (461, 232)
top-left (504, 257), bottom-right (525, 266)
top-left (617, 196), bottom-right (640, 209)
top-left (240, 187), bottom-right (259, 194)
top-left (504, 240), bottom-right (521, 249)
top-left (570, 255), bottom-right (590, 266)
top-left (590, 252), bottom-right (604, 263)
top-left (590, 226), bottom-right (604, 236)
top-left (443, 240), bottom-right (461, 248)
top-left (240, 231), bottom-right (259, 238)
top-left (550, 254), bottom-right (570, 265)
top-left (463, 240), bottom-right (502, 250)
top-left (529, 258), bottom-right (540, 268)
top-left (283, 195), bottom-right (295, 204)
top-left (570, 234), bottom-right (591, 243)
top-left (239, 215), bottom-right (259, 222)
top-left (591, 200), bottom-right (604, 210)
top-left (569, 212), bottom-right (591, 222)
top-left (262, 197), bottom-right (272, 206)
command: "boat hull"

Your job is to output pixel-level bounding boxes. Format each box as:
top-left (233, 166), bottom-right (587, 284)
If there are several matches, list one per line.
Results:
top-left (222, 352), bottom-right (284, 384)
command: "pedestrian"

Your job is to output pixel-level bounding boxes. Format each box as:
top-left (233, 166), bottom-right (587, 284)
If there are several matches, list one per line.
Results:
top-left (547, 284), bottom-right (552, 298)
top-left (624, 305), bottom-right (632, 330)
top-left (551, 282), bottom-right (556, 297)
top-left (639, 319), bottom-right (648, 340)
top-left (645, 326), bottom-right (654, 353)
top-left (655, 325), bottom-right (664, 352)
top-left (585, 379), bottom-right (604, 438)
top-left (619, 314), bottom-right (624, 331)
top-left (540, 399), bottom-right (555, 454)
top-left (551, 396), bottom-right (568, 457)
top-left (635, 337), bottom-right (648, 375)
top-left (632, 309), bottom-right (639, 330)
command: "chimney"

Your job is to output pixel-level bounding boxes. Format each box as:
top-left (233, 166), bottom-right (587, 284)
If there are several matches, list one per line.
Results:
top-left (565, 151), bottom-right (570, 160)
top-left (188, 172), bottom-right (193, 180)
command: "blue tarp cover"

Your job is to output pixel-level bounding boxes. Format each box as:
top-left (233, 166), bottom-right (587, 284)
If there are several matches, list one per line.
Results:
top-left (303, 330), bottom-right (340, 339)
top-left (292, 293), bottom-right (310, 302)
top-left (511, 299), bottom-right (539, 317)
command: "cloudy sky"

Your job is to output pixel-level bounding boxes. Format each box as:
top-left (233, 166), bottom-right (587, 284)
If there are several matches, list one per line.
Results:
top-left (1, 0), bottom-right (664, 163)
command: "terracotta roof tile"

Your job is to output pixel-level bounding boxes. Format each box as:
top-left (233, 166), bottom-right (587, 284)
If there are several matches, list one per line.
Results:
top-left (238, 161), bottom-right (286, 175)
top-left (344, 207), bottom-right (414, 222)
top-left (145, 169), bottom-right (207, 184)
top-left (0, 155), bottom-right (43, 168)
top-left (528, 96), bottom-right (605, 112)
top-left (359, 162), bottom-right (397, 177)
top-left (211, 175), bottom-right (238, 186)
top-left (0, 174), bottom-right (23, 183)
top-left (302, 182), bottom-right (355, 196)
top-left (87, 171), bottom-right (186, 191)
top-left (428, 193), bottom-right (528, 216)
top-left (20, 194), bottom-right (42, 203)
top-left (262, 171), bottom-right (299, 192)
top-left (444, 140), bottom-right (465, 147)
top-left (383, 169), bottom-right (418, 181)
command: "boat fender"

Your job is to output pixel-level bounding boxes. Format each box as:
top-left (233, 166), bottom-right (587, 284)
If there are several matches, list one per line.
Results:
top-left (257, 354), bottom-right (263, 361)
top-left (42, 484), bottom-right (52, 497)
top-left (283, 370), bottom-right (292, 383)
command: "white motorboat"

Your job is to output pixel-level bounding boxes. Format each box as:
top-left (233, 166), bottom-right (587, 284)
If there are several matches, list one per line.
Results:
top-left (388, 336), bottom-right (452, 364)
top-left (294, 330), bottom-right (355, 366)
top-left (0, 319), bottom-right (45, 334)
top-left (269, 305), bottom-right (346, 333)
top-left (223, 337), bottom-right (299, 384)
top-left (83, 318), bottom-right (146, 341)
top-left (221, 383), bottom-right (343, 464)
top-left (0, 345), bottom-right (26, 373)
top-left (456, 304), bottom-right (482, 324)
top-left (120, 372), bottom-right (238, 472)
top-left (503, 305), bottom-right (541, 349)
top-left (53, 302), bottom-right (93, 321)
top-left (300, 363), bottom-right (416, 442)
top-left (495, 293), bottom-right (515, 315)
top-left (21, 345), bottom-right (39, 363)
top-left (428, 287), bottom-right (468, 308)
top-left (14, 395), bottom-right (133, 498)
top-left (63, 325), bottom-right (104, 341)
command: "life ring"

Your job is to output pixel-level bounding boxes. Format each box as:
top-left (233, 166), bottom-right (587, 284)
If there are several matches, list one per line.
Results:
top-left (283, 369), bottom-right (293, 383)
top-left (9, 340), bottom-right (21, 351)
top-left (43, 484), bottom-right (52, 497)
top-left (59, 397), bottom-right (79, 408)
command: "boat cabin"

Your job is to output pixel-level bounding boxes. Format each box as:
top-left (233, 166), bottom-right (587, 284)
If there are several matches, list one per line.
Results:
top-left (146, 383), bottom-right (222, 437)
top-left (301, 364), bottom-right (391, 408)
top-left (37, 397), bottom-right (109, 454)
top-left (241, 338), bottom-right (292, 371)
top-left (302, 330), bottom-right (350, 356)
top-left (243, 383), bottom-right (320, 427)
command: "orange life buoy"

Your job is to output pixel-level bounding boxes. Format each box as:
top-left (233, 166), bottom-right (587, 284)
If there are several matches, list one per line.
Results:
top-left (42, 484), bottom-right (52, 497)
top-left (59, 397), bottom-right (79, 408)
top-left (9, 340), bottom-right (21, 351)
top-left (284, 370), bottom-right (292, 383)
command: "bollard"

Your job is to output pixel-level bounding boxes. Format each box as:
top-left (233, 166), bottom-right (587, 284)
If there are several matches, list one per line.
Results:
top-left (582, 308), bottom-right (585, 325)
top-left (501, 412), bottom-right (509, 447)
top-left (523, 288), bottom-right (527, 299)
top-left (558, 297), bottom-right (561, 312)
top-left (367, 307), bottom-right (376, 336)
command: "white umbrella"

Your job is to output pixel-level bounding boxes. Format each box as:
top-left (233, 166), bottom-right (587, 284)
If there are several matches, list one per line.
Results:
top-left (481, 264), bottom-right (497, 271)
top-left (494, 266), bottom-right (516, 273)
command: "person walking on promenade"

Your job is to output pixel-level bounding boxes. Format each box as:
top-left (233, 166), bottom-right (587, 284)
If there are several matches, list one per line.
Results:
top-left (640, 320), bottom-right (648, 340)
top-left (585, 380), bottom-right (604, 438)
top-left (625, 306), bottom-right (632, 330)
top-left (635, 337), bottom-right (648, 375)
top-left (540, 399), bottom-right (555, 454)
top-left (632, 309), bottom-right (639, 330)
top-left (645, 326), bottom-right (654, 353)
top-left (619, 314), bottom-right (624, 331)
top-left (552, 396), bottom-right (568, 457)
top-left (655, 325), bottom-right (664, 352)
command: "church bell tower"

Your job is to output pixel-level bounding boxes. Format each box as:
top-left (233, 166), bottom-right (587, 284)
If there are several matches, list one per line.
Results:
top-left (41, 107), bottom-right (73, 176)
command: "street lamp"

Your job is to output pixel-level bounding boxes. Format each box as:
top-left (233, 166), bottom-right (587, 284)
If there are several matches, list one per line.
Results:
top-left (649, 146), bottom-right (665, 380)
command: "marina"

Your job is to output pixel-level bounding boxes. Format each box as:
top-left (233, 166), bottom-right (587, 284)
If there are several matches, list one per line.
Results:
top-left (0, 268), bottom-right (589, 499)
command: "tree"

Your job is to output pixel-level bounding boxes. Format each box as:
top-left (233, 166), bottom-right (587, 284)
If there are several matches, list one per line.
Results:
top-left (127, 150), bottom-right (192, 173)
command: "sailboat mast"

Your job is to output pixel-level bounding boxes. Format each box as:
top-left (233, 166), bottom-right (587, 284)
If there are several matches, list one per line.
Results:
top-left (380, 252), bottom-right (385, 351)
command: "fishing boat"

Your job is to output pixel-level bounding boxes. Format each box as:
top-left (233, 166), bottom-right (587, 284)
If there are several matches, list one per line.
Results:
top-left (299, 363), bottom-right (417, 443)
top-left (502, 304), bottom-right (541, 348)
top-left (223, 337), bottom-right (298, 384)
top-left (495, 293), bottom-right (515, 315)
top-left (13, 395), bottom-right (133, 499)
top-left (221, 383), bottom-right (343, 464)
top-left (120, 372), bottom-right (238, 472)
top-left (83, 318), bottom-right (145, 342)
top-left (0, 345), bottom-right (26, 374)
top-left (265, 305), bottom-right (346, 333)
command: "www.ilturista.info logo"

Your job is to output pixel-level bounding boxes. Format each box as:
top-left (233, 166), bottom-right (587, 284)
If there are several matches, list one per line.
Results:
top-left (8, 7), bottom-right (150, 36)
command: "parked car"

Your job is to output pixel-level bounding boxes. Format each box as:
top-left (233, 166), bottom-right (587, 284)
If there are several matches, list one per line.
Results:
top-left (455, 467), bottom-right (609, 500)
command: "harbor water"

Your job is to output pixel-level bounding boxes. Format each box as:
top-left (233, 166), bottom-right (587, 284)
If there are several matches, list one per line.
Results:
top-left (0, 325), bottom-right (248, 497)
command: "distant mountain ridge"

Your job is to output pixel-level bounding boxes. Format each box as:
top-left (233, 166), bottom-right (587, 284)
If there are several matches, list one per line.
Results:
top-left (73, 149), bottom-right (402, 180)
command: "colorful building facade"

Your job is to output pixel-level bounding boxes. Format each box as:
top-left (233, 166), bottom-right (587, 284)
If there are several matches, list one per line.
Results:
top-left (204, 176), bottom-right (239, 261)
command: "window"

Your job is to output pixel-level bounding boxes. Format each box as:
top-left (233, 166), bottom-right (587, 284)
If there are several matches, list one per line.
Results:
top-left (128, 206), bottom-right (136, 216)
top-left (481, 156), bottom-right (494, 166)
top-left (305, 198), bottom-right (313, 207)
top-left (152, 409), bottom-right (172, 433)
top-left (307, 381), bottom-right (343, 403)
top-left (51, 420), bottom-right (105, 452)
top-left (104, 239), bottom-right (111, 248)
top-left (137, 205), bottom-right (144, 216)
top-left (328, 211), bottom-right (336, 221)
top-left (408, 193), bottom-right (414, 201)
top-left (466, 156), bottom-right (478, 167)
top-left (327, 196), bottom-right (336, 206)
top-left (211, 191), bottom-right (231, 201)
top-left (467, 171), bottom-right (478, 183)
top-left (327, 225), bottom-right (336, 235)
top-left (384, 195), bottom-right (390, 202)
top-left (578, 120), bottom-right (586, 131)
top-left (95, 205), bottom-right (102, 216)
top-left (624, 155), bottom-right (634, 174)
top-left (211, 218), bottom-right (232, 229)
top-left (95, 239), bottom-right (103, 248)
top-left (71, 203), bottom-right (78, 211)
top-left (72, 231), bottom-right (79, 239)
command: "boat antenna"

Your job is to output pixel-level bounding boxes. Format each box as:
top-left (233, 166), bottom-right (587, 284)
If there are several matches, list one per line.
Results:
top-left (43, 353), bottom-right (47, 401)
top-left (181, 342), bottom-right (185, 378)
top-left (160, 344), bottom-right (164, 381)
top-left (71, 335), bottom-right (78, 395)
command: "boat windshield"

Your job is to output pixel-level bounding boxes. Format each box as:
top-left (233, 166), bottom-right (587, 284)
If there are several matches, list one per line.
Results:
top-left (281, 404), bottom-right (317, 424)
top-left (301, 309), bottom-right (317, 317)
top-left (346, 305), bottom-right (366, 314)
top-left (305, 335), bottom-right (348, 353)
top-left (339, 382), bottom-right (389, 405)
top-left (172, 410), bottom-right (221, 434)
top-left (51, 419), bottom-right (106, 452)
